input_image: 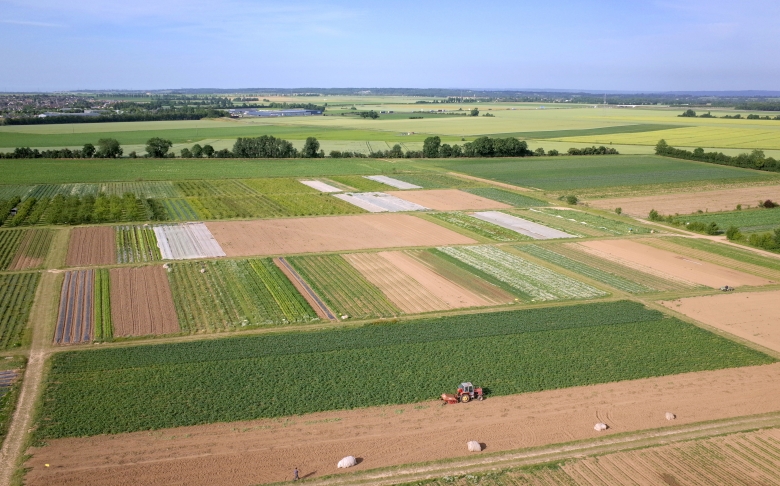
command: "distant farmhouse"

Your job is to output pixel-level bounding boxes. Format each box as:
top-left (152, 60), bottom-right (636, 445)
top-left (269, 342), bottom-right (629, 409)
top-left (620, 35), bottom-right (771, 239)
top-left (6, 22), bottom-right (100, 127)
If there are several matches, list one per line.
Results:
top-left (228, 108), bottom-right (323, 118)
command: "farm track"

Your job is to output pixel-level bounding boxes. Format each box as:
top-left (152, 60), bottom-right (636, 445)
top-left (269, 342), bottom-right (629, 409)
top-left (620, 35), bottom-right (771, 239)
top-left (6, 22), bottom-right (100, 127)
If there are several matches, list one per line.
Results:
top-left (274, 257), bottom-right (336, 320)
top-left (65, 227), bottom-right (115, 267)
top-left (110, 266), bottom-right (179, 337)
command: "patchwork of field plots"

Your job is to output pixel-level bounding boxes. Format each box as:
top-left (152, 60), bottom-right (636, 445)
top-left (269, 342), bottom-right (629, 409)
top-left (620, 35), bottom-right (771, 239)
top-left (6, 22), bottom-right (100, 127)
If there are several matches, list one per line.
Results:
top-left (0, 228), bottom-right (54, 271)
top-left (590, 183), bottom-right (780, 217)
top-left (579, 239), bottom-right (774, 288)
top-left (206, 214), bottom-right (476, 257)
top-left (0, 273), bottom-right (40, 349)
top-left (54, 270), bottom-right (95, 345)
top-left (334, 192), bottom-right (428, 212)
top-left (386, 189), bottom-right (511, 210)
top-left (33, 301), bottom-right (773, 439)
top-left (65, 226), bottom-right (115, 266)
top-left (471, 211), bottom-right (576, 239)
top-left (437, 245), bottom-right (606, 301)
top-left (153, 223), bottom-right (225, 260)
top-left (167, 259), bottom-right (317, 332)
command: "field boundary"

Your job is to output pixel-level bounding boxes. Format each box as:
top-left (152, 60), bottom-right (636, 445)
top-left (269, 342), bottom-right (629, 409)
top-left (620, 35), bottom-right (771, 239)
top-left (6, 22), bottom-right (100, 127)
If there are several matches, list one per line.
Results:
top-left (274, 257), bottom-right (336, 320)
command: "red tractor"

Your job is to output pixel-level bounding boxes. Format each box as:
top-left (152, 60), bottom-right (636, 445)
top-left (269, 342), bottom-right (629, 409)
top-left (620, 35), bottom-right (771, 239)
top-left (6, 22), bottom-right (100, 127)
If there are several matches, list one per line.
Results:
top-left (440, 382), bottom-right (484, 404)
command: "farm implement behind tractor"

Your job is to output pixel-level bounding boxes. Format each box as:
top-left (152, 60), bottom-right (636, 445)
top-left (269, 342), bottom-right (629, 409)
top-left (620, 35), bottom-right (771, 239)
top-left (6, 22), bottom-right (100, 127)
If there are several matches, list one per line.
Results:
top-left (441, 382), bottom-right (484, 404)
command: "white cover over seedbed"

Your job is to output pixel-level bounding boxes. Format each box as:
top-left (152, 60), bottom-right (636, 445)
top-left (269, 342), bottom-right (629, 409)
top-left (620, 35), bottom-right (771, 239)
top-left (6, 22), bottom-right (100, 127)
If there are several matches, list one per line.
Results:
top-left (333, 192), bottom-right (428, 212)
top-left (298, 180), bottom-right (342, 193)
top-left (153, 223), bottom-right (226, 260)
top-left (471, 211), bottom-right (576, 240)
top-left (364, 175), bottom-right (422, 190)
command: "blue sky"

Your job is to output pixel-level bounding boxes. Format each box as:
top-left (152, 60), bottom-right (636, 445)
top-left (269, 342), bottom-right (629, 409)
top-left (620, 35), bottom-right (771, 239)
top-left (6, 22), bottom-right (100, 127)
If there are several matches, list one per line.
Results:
top-left (1, 0), bottom-right (778, 91)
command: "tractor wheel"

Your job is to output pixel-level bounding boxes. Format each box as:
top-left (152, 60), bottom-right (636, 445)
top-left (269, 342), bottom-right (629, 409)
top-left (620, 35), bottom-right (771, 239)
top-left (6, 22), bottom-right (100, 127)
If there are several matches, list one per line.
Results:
top-left (461, 394), bottom-right (471, 403)
top-left (478, 395), bottom-right (484, 401)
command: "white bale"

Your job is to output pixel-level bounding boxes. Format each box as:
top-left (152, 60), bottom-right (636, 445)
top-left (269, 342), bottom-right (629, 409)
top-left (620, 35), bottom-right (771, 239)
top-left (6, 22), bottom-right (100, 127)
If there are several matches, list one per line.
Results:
top-left (467, 440), bottom-right (482, 452)
top-left (337, 456), bottom-right (357, 468)
top-left (594, 423), bottom-right (608, 431)
top-left (665, 412), bottom-right (676, 421)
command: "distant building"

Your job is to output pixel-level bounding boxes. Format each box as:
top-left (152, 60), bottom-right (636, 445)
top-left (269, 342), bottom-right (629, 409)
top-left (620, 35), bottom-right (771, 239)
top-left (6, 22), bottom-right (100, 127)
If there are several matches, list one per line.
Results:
top-left (228, 109), bottom-right (323, 118)
top-left (37, 111), bottom-right (102, 118)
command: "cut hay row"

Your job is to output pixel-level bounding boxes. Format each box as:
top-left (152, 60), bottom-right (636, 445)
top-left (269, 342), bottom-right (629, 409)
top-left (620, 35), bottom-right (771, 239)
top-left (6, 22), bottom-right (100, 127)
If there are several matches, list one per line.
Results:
top-left (437, 245), bottom-right (607, 302)
top-left (153, 223), bottom-right (225, 260)
top-left (429, 212), bottom-right (531, 242)
top-left (364, 175), bottom-right (421, 190)
top-left (287, 254), bottom-right (401, 320)
top-left (65, 227), bottom-right (116, 267)
top-left (110, 266), bottom-right (179, 337)
top-left (471, 211), bottom-right (576, 239)
top-left (516, 244), bottom-right (653, 294)
top-left (167, 259), bottom-right (317, 332)
top-left (334, 192), bottom-right (428, 212)
top-left (8, 228), bottom-right (54, 271)
top-left (54, 270), bottom-right (94, 345)
top-left (0, 273), bottom-right (40, 349)
top-left (116, 225), bottom-right (162, 263)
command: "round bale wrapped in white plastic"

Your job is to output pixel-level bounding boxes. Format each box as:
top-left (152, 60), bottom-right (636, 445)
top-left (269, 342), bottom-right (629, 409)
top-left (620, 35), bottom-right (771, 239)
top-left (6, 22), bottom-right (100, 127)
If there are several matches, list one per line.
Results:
top-left (337, 456), bottom-right (357, 468)
top-left (467, 440), bottom-right (482, 452)
top-left (594, 423), bottom-right (608, 431)
top-left (665, 412), bottom-right (676, 421)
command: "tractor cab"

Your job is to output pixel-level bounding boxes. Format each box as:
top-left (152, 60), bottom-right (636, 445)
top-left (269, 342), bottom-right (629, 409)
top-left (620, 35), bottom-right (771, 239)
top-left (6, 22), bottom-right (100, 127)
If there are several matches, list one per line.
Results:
top-left (456, 382), bottom-right (483, 402)
top-left (459, 382), bottom-right (474, 394)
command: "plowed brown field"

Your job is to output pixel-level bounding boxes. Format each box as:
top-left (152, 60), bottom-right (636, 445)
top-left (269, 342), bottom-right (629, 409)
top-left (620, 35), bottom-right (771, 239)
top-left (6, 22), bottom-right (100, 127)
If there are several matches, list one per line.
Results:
top-left (661, 290), bottom-right (780, 353)
top-left (589, 184), bottom-right (780, 217)
top-left (24, 363), bottom-right (780, 486)
top-left (65, 227), bottom-right (115, 267)
top-left (386, 189), bottom-right (512, 210)
top-left (205, 214), bottom-right (475, 257)
top-left (579, 239), bottom-right (774, 288)
top-left (109, 266), bottom-right (179, 337)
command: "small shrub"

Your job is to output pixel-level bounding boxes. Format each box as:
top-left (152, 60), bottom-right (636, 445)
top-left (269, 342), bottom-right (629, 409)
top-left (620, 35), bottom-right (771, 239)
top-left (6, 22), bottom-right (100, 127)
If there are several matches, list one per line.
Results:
top-left (649, 209), bottom-right (660, 221)
top-left (566, 195), bottom-right (578, 205)
top-left (726, 226), bottom-right (742, 241)
top-left (615, 207), bottom-right (622, 215)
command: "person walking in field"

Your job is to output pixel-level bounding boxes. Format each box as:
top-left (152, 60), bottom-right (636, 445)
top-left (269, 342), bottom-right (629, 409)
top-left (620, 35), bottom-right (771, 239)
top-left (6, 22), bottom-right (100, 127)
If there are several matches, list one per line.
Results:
top-left (293, 467), bottom-right (299, 481)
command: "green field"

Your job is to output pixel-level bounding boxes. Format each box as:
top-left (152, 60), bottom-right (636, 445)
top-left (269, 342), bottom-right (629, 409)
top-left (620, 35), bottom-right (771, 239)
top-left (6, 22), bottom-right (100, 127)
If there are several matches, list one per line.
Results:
top-left (530, 208), bottom-right (651, 235)
top-left (167, 259), bottom-right (317, 332)
top-left (35, 301), bottom-right (773, 438)
top-left (0, 273), bottom-right (40, 349)
top-left (439, 155), bottom-right (775, 191)
top-left (463, 187), bottom-right (549, 207)
top-left (288, 254), bottom-right (400, 319)
top-left (93, 269), bottom-right (112, 341)
top-left (678, 208), bottom-right (780, 233)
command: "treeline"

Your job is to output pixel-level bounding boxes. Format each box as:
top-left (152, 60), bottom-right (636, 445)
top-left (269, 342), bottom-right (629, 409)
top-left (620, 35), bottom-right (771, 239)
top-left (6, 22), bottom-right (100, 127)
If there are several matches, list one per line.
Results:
top-left (679, 109), bottom-right (780, 120)
top-left (655, 140), bottom-right (779, 172)
top-left (734, 101), bottom-right (780, 111)
top-left (1, 108), bottom-right (227, 126)
top-left (0, 194), bottom-right (166, 226)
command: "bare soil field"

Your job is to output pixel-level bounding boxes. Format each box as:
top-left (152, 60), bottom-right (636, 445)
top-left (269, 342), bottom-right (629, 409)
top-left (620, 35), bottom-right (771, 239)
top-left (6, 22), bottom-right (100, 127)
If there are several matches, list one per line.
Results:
top-left (386, 189), bottom-right (512, 211)
top-left (109, 266), bottom-right (179, 336)
top-left (205, 214), bottom-right (475, 257)
top-left (24, 363), bottom-right (780, 486)
top-left (589, 184), bottom-right (780, 217)
top-left (64, 227), bottom-right (115, 267)
top-left (344, 252), bottom-right (448, 313)
top-left (661, 290), bottom-right (780, 353)
top-left (579, 239), bottom-right (774, 288)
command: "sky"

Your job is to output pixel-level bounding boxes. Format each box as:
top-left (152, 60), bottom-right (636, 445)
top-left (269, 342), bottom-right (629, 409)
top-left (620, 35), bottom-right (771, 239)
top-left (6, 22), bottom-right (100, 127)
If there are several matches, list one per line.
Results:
top-left (1, 0), bottom-right (779, 92)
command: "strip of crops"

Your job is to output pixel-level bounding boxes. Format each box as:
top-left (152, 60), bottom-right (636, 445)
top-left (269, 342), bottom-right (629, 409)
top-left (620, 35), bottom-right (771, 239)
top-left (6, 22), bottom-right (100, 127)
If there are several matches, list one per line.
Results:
top-left (54, 270), bottom-right (94, 345)
top-left (464, 188), bottom-right (549, 207)
top-left (35, 300), bottom-right (775, 438)
top-left (8, 228), bottom-right (54, 270)
top-left (93, 269), bottom-right (112, 341)
top-left (265, 193), bottom-right (364, 216)
top-left (390, 173), bottom-right (487, 189)
top-left (241, 177), bottom-right (319, 194)
top-left (516, 244), bottom-right (652, 294)
top-left (175, 180), bottom-right (260, 198)
top-left (325, 175), bottom-right (393, 192)
top-left (0, 230), bottom-right (24, 270)
top-left (0, 273), bottom-right (40, 349)
top-left (2, 193), bottom-right (158, 226)
top-left (437, 245), bottom-right (607, 301)
top-left (187, 196), bottom-right (287, 219)
top-left (97, 181), bottom-right (179, 198)
top-left (0, 186), bottom-right (33, 199)
top-left (679, 208), bottom-right (780, 233)
top-left (429, 212), bottom-right (531, 242)
top-left (161, 198), bottom-right (199, 221)
top-left (116, 225), bottom-right (161, 263)
top-left (288, 254), bottom-right (401, 319)
top-left (536, 208), bottom-right (650, 235)
top-left (510, 209), bottom-right (606, 237)
top-left (167, 259), bottom-right (317, 332)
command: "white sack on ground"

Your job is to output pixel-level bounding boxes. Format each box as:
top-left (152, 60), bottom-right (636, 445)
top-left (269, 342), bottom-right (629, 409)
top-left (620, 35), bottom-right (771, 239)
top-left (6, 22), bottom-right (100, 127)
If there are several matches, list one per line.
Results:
top-left (666, 412), bottom-right (676, 420)
top-left (467, 440), bottom-right (482, 452)
top-left (594, 423), bottom-right (608, 431)
top-left (337, 456), bottom-right (357, 468)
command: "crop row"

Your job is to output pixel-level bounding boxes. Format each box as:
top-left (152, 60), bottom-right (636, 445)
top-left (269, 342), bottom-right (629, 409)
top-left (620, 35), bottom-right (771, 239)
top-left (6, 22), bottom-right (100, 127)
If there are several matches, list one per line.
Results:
top-left (36, 300), bottom-right (775, 438)
top-left (430, 212), bottom-right (530, 242)
top-left (516, 244), bottom-right (652, 294)
top-left (167, 259), bottom-right (317, 332)
top-left (288, 254), bottom-right (400, 319)
top-left (0, 230), bottom-right (24, 270)
top-left (0, 273), bottom-right (40, 349)
top-left (116, 225), bottom-right (161, 264)
top-left (465, 188), bottom-right (549, 207)
top-left (436, 245), bottom-right (606, 301)
top-left (92, 269), bottom-right (112, 341)
top-left (535, 208), bottom-right (650, 235)
top-left (161, 199), bottom-right (199, 221)
top-left (513, 209), bottom-right (607, 237)
top-left (1, 194), bottom-right (166, 226)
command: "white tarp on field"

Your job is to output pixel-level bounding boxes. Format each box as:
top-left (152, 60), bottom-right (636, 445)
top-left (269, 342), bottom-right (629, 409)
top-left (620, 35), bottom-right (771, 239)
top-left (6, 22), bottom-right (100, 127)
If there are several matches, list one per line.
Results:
top-left (471, 211), bottom-right (576, 240)
top-left (153, 223), bottom-right (226, 260)
top-left (298, 180), bottom-right (342, 193)
top-left (334, 192), bottom-right (428, 213)
top-left (364, 175), bottom-right (421, 190)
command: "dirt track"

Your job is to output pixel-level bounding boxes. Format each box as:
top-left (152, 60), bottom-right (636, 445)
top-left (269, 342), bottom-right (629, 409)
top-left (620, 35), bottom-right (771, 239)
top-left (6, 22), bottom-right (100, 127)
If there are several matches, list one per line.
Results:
top-left (109, 266), bottom-right (179, 336)
top-left (589, 184), bottom-right (780, 217)
top-left (206, 214), bottom-right (475, 257)
top-left (386, 189), bottom-right (512, 210)
top-left (24, 363), bottom-right (780, 486)
top-left (65, 227), bottom-right (115, 267)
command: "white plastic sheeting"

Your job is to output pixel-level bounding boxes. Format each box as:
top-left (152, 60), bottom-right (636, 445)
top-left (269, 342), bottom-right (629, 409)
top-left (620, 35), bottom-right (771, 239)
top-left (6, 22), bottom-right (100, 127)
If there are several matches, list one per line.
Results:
top-left (153, 223), bottom-right (226, 260)
top-left (364, 175), bottom-right (421, 190)
top-left (467, 441), bottom-right (482, 452)
top-left (298, 180), bottom-right (342, 193)
top-left (471, 211), bottom-right (576, 240)
top-left (337, 456), bottom-right (357, 468)
top-left (333, 192), bottom-right (428, 212)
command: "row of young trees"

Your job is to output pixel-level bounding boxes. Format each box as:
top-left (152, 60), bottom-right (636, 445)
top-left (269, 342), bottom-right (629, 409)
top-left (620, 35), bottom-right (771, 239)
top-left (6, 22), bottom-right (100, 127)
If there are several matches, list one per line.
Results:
top-left (655, 139), bottom-right (779, 172)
